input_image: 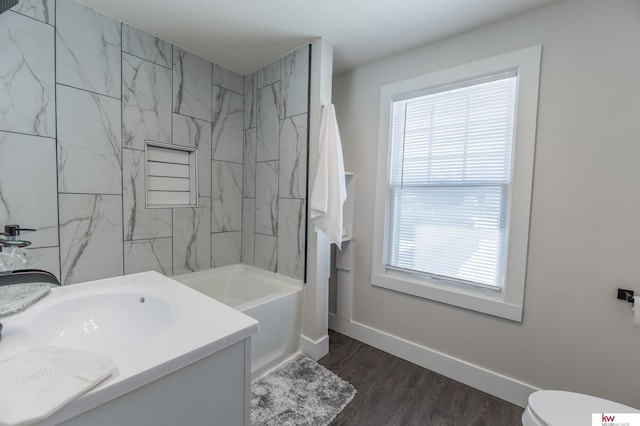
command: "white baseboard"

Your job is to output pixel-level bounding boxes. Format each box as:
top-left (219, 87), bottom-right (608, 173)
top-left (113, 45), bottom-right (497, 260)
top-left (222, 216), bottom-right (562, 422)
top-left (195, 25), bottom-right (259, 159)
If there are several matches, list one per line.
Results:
top-left (300, 333), bottom-right (329, 361)
top-left (328, 314), bottom-right (537, 408)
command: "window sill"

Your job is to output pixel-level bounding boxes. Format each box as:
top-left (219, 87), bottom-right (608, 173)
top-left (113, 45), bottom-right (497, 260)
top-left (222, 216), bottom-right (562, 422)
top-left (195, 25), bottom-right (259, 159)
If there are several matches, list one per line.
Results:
top-left (371, 271), bottom-right (523, 322)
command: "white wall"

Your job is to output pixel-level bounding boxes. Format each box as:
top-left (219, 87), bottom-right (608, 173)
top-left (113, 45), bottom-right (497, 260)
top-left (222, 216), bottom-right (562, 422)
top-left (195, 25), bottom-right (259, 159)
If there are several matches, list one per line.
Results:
top-left (301, 38), bottom-right (334, 360)
top-left (332, 0), bottom-right (640, 407)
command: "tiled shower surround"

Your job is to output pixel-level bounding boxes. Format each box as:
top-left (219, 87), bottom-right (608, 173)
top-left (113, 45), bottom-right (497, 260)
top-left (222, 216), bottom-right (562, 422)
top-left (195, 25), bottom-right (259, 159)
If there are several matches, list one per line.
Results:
top-left (0, 0), bottom-right (309, 284)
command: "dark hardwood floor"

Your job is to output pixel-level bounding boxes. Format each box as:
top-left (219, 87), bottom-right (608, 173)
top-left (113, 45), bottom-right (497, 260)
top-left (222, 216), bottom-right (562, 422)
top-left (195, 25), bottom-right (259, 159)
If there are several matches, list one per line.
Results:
top-left (318, 330), bottom-right (523, 426)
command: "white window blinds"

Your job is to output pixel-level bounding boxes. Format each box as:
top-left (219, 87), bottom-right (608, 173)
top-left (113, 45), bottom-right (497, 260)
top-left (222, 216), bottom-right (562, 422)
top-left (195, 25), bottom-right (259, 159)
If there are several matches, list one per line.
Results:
top-left (387, 73), bottom-right (517, 289)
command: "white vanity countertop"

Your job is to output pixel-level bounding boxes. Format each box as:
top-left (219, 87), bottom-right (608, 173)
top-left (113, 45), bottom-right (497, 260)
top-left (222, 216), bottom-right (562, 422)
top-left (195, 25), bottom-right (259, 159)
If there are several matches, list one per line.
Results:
top-left (0, 271), bottom-right (259, 425)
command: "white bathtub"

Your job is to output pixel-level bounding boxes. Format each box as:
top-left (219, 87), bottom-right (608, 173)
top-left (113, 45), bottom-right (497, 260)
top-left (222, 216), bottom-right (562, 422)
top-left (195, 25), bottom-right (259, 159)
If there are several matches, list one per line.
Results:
top-left (174, 264), bottom-right (304, 380)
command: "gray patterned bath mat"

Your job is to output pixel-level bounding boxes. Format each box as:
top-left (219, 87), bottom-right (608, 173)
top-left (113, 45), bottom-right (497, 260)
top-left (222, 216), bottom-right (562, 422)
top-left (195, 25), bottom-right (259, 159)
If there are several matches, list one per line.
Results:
top-left (251, 353), bottom-right (356, 426)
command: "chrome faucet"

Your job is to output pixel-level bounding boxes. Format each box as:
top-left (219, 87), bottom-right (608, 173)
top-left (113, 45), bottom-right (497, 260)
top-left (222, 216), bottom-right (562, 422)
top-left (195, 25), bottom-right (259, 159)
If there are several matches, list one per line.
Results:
top-left (0, 224), bottom-right (34, 248)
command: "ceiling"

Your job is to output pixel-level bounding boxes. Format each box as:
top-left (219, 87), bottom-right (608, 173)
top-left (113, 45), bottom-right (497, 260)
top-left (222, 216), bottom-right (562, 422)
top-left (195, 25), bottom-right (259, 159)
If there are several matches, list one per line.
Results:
top-left (77, 0), bottom-right (560, 75)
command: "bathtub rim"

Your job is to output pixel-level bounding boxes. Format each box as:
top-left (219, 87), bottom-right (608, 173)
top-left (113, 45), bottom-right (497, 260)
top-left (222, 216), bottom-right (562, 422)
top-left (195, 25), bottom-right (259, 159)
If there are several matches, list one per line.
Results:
top-left (173, 264), bottom-right (304, 312)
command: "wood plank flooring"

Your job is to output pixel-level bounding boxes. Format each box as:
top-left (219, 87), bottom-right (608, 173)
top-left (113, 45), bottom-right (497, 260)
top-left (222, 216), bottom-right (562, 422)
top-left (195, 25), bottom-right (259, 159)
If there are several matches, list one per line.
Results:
top-left (318, 330), bottom-right (524, 426)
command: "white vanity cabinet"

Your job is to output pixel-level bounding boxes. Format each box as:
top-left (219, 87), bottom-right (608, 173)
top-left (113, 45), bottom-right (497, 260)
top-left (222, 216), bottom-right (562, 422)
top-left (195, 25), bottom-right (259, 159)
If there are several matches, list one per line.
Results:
top-left (57, 339), bottom-right (252, 426)
top-left (0, 272), bottom-right (258, 426)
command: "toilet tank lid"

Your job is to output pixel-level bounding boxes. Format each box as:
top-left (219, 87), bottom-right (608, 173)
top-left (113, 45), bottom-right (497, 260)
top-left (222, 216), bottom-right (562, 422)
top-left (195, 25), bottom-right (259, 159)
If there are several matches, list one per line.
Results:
top-left (529, 390), bottom-right (639, 426)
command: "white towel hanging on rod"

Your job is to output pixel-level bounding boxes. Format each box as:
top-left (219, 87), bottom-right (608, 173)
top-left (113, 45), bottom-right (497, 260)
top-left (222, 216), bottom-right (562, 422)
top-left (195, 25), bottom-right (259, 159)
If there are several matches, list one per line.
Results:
top-left (309, 104), bottom-right (347, 249)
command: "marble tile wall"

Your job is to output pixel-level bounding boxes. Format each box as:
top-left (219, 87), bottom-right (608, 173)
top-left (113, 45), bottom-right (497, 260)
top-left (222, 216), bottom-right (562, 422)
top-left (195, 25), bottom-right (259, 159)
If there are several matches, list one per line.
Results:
top-left (0, 0), bottom-right (250, 284)
top-left (0, 0), bottom-right (309, 284)
top-left (243, 45), bottom-right (310, 280)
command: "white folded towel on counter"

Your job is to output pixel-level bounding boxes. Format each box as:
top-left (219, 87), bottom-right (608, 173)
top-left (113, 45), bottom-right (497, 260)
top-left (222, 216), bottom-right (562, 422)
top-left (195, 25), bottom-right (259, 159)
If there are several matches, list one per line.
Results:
top-left (0, 346), bottom-right (116, 426)
top-left (309, 104), bottom-right (347, 249)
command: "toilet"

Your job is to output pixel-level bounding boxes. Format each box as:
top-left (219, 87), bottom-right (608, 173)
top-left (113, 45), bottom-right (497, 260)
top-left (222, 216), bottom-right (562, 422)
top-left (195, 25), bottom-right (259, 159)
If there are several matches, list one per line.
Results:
top-left (522, 390), bottom-right (640, 426)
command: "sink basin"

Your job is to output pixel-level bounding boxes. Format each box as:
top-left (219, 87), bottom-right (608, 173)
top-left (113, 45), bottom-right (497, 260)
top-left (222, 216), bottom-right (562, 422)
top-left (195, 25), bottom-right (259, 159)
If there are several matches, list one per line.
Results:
top-left (0, 271), bottom-right (259, 426)
top-left (29, 290), bottom-right (173, 353)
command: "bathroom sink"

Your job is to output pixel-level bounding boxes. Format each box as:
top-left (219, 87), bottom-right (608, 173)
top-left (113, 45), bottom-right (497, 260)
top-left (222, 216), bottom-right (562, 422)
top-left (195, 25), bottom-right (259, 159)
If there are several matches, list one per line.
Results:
top-left (0, 271), bottom-right (259, 426)
top-left (28, 290), bottom-right (173, 353)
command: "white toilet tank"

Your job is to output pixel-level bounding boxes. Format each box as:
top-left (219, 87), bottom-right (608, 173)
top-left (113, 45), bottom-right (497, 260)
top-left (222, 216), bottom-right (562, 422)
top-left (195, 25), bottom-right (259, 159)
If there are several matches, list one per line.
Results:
top-left (522, 390), bottom-right (639, 426)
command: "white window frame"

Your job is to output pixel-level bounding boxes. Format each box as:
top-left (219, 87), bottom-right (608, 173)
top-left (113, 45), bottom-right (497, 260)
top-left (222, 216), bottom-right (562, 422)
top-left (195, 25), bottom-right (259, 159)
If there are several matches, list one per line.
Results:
top-left (371, 46), bottom-right (541, 322)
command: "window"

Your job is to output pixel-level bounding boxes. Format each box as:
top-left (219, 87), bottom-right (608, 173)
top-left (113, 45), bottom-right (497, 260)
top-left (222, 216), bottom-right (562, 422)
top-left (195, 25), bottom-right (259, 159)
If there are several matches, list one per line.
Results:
top-left (388, 73), bottom-right (516, 289)
top-left (372, 46), bottom-right (541, 321)
top-left (145, 141), bottom-right (198, 208)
